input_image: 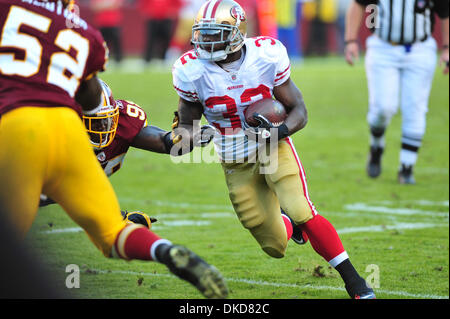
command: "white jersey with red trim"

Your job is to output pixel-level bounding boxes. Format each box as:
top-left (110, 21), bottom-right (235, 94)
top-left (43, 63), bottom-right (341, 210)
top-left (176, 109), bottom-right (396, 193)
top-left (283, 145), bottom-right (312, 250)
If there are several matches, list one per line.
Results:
top-left (172, 36), bottom-right (291, 161)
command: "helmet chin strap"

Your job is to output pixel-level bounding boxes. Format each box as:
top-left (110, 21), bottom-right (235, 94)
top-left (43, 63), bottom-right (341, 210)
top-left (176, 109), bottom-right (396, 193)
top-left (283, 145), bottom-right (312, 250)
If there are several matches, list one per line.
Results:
top-left (197, 48), bottom-right (228, 61)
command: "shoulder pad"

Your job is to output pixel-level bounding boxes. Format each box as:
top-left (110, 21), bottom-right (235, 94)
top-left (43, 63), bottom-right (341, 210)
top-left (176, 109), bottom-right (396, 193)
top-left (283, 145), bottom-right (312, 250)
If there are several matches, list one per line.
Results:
top-left (246, 36), bottom-right (287, 62)
top-left (173, 50), bottom-right (206, 82)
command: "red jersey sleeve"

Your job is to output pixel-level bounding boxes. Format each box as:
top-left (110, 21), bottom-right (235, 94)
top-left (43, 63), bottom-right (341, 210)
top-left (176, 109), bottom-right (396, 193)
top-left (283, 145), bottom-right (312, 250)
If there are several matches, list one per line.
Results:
top-left (116, 100), bottom-right (148, 143)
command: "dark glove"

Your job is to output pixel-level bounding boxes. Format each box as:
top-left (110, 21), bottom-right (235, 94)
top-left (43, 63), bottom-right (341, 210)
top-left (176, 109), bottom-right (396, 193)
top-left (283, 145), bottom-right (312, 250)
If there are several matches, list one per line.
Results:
top-left (121, 210), bottom-right (157, 229)
top-left (196, 124), bottom-right (216, 147)
top-left (170, 111), bottom-right (182, 144)
top-left (246, 113), bottom-right (289, 142)
top-left (163, 111), bottom-right (190, 155)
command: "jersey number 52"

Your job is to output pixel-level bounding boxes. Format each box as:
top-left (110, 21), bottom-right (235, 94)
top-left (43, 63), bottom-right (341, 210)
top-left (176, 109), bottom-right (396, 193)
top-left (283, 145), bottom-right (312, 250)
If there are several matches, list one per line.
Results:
top-left (0, 6), bottom-right (89, 97)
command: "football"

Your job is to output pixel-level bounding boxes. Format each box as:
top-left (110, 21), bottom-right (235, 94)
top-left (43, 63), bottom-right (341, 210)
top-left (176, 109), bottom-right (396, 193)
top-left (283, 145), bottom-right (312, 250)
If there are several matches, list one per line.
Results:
top-left (244, 98), bottom-right (287, 127)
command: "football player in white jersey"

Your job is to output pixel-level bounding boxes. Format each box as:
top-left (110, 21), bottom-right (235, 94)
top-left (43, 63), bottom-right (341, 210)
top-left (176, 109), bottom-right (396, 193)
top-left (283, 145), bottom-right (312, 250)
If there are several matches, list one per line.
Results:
top-left (170, 0), bottom-right (376, 299)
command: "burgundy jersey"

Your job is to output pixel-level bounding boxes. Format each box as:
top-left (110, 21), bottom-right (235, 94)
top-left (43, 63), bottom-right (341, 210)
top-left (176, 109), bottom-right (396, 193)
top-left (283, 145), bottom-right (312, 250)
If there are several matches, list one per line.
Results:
top-left (95, 99), bottom-right (148, 176)
top-left (0, 0), bottom-right (108, 116)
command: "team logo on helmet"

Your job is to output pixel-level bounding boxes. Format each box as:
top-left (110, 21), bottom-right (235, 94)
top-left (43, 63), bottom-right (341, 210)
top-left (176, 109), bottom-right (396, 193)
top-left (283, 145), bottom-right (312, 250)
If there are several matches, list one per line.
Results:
top-left (230, 5), bottom-right (246, 22)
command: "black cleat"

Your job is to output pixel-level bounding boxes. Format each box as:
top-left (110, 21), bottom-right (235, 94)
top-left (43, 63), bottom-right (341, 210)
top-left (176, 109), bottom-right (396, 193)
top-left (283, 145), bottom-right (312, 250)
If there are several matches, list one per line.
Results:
top-left (367, 146), bottom-right (384, 178)
top-left (281, 210), bottom-right (308, 245)
top-left (345, 277), bottom-right (376, 299)
top-left (161, 245), bottom-right (228, 299)
top-left (398, 164), bottom-right (416, 185)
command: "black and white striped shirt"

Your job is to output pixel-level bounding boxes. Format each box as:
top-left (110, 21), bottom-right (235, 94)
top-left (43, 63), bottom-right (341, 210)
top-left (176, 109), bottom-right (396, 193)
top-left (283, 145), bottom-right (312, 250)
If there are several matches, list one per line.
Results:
top-left (356, 0), bottom-right (449, 44)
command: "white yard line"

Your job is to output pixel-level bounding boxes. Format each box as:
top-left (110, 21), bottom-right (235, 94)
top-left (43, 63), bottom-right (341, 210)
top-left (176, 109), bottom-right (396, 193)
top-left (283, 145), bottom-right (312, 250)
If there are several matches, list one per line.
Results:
top-left (376, 200), bottom-right (449, 207)
top-left (337, 222), bottom-right (447, 234)
top-left (118, 198), bottom-right (233, 211)
top-left (344, 203), bottom-right (449, 217)
top-left (42, 221), bottom-right (448, 235)
top-left (88, 268), bottom-right (449, 299)
top-left (118, 198), bottom-right (450, 219)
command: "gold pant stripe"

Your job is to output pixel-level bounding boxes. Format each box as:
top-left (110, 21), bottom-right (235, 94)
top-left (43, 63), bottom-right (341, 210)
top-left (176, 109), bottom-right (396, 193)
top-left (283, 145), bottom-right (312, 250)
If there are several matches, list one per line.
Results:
top-left (284, 137), bottom-right (318, 216)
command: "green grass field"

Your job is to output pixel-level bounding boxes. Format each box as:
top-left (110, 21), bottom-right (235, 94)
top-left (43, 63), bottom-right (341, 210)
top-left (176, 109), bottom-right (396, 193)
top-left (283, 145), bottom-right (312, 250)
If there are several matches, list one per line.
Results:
top-left (28, 57), bottom-right (449, 300)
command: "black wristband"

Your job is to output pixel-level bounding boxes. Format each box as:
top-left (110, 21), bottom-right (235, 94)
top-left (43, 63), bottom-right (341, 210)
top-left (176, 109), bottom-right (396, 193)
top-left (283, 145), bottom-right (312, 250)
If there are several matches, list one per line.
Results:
top-left (163, 132), bottom-right (174, 154)
top-left (345, 39), bottom-right (358, 45)
top-left (277, 123), bottom-right (290, 140)
top-left (442, 44), bottom-right (449, 50)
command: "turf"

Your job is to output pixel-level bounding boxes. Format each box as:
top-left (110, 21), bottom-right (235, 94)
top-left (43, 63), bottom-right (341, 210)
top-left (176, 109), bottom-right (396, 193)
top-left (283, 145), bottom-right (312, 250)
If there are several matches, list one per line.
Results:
top-left (28, 56), bottom-right (449, 300)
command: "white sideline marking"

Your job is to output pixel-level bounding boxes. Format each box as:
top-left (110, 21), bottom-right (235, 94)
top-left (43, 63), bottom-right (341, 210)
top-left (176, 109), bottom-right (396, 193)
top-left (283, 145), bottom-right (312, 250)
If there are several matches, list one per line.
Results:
top-left (119, 198), bottom-right (450, 216)
top-left (42, 227), bottom-right (83, 234)
top-left (345, 203), bottom-right (449, 217)
top-left (337, 222), bottom-right (447, 234)
top-left (162, 220), bottom-right (211, 227)
top-left (88, 268), bottom-right (449, 299)
top-left (118, 198), bottom-right (233, 211)
top-left (41, 220), bottom-right (211, 234)
top-left (155, 212), bottom-right (234, 219)
top-left (377, 200), bottom-right (449, 207)
top-left (41, 221), bottom-right (448, 235)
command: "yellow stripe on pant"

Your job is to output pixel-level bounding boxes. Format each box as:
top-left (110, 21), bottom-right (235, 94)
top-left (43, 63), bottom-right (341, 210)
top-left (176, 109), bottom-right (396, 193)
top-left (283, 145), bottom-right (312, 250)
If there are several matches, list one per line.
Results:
top-left (0, 106), bottom-right (127, 256)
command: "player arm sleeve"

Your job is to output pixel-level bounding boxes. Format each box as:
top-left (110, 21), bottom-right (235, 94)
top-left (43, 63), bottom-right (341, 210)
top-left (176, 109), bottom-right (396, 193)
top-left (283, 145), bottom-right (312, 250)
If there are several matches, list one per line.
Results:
top-left (131, 125), bottom-right (168, 154)
top-left (172, 65), bottom-right (200, 103)
top-left (274, 41), bottom-right (291, 87)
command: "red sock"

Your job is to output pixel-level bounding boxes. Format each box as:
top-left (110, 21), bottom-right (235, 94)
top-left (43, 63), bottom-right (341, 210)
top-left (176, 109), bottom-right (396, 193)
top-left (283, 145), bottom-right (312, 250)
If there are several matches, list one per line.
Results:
top-left (300, 215), bottom-right (346, 264)
top-left (113, 224), bottom-right (168, 261)
top-left (281, 214), bottom-right (293, 240)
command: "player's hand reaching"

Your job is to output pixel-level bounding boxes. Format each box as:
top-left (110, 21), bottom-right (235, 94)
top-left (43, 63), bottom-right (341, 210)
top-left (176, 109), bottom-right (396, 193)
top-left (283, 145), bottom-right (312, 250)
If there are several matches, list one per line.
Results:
top-left (170, 111), bottom-right (182, 144)
top-left (163, 110), bottom-right (196, 155)
top-left (345, 41), bottom-right (359, 66)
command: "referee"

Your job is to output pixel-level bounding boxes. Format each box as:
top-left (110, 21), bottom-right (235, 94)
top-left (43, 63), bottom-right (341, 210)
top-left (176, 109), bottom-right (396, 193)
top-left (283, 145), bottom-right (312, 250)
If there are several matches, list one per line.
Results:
top-left (344, 0), bottom-right (449, 184)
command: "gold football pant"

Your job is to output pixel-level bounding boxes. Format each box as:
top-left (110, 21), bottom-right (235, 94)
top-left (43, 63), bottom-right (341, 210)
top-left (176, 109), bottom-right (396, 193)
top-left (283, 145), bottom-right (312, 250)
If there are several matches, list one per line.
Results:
top-left (221, 138), bottom-right (316, 258)
top-left (0, 107), bottom-right (127, 256)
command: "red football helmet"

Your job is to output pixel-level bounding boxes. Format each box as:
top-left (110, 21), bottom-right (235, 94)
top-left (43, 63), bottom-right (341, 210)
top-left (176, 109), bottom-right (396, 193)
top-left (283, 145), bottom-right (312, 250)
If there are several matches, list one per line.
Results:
top-left (83, 80), bottom-right (120, 149)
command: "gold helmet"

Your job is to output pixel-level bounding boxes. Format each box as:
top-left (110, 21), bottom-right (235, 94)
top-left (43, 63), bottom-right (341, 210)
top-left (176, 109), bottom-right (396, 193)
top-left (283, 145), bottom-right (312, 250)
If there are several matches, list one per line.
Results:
top-left (83, 80), bottom-right (120, 149)
top-left (192, 0), bottom-right (247, 61)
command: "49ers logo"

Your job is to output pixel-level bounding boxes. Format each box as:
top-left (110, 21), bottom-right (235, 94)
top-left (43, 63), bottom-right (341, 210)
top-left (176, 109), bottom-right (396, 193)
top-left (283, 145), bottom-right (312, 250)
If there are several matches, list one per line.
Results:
top-left (230, 6), bottom-right (246, 22)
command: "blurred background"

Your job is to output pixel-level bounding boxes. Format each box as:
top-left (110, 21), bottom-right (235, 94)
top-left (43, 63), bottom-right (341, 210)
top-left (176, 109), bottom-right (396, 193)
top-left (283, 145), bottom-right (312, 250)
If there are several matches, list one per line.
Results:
top-left (79, 0), bottom-right (446, 69)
